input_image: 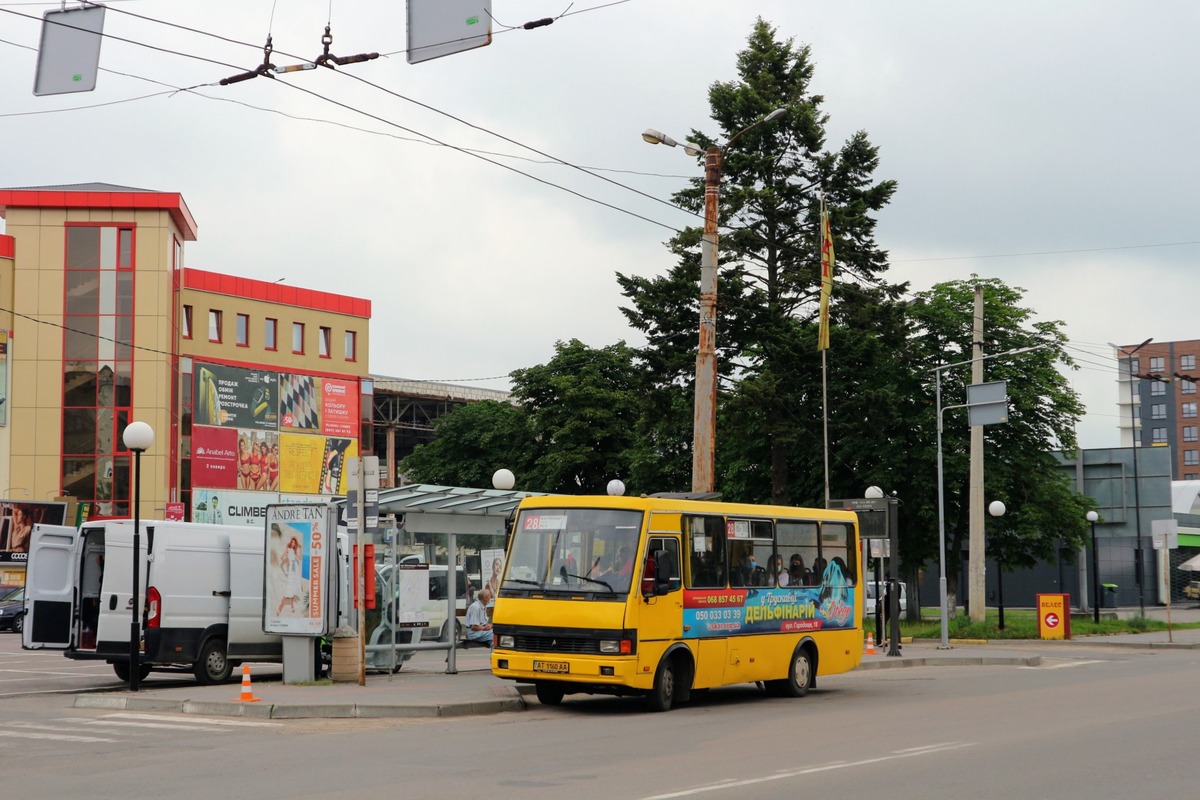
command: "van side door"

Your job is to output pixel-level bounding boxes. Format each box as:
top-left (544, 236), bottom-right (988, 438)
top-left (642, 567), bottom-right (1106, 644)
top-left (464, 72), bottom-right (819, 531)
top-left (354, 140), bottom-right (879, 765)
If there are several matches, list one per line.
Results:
top-left (23, 524), bottom-right (80, 650)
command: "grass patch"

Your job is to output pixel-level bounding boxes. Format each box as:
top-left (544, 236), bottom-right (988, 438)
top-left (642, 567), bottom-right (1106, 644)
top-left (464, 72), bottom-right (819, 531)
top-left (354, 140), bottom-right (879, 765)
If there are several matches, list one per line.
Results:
top-left (885, 608), bottom-right (1200, 640)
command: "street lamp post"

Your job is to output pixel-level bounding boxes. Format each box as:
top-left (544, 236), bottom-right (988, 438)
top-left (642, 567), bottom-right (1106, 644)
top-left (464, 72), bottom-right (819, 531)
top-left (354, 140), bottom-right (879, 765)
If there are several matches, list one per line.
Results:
top-left (642, 108), bottom-right (787, 494)
top-left (934, 344), bottom-right (1046, 648)
top-left (988, 500), bottom-right (1006, 630)
top-left (122, 421), bottom-right (154, 692)
top-left (1108, 338), bottom-right (1152, 616)
top-left (1087, 510), bottom-right (1100, 624)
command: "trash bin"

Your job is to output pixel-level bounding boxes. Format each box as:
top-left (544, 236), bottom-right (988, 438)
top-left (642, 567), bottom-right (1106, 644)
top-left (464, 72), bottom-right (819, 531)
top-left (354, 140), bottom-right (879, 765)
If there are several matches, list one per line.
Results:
top-left (1102, 584), bottom-right (1119, 609)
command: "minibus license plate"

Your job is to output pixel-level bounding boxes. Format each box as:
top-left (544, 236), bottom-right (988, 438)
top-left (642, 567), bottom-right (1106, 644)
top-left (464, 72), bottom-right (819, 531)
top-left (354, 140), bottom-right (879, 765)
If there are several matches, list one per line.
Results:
top-left (533, 660), bottom-right (569, 674)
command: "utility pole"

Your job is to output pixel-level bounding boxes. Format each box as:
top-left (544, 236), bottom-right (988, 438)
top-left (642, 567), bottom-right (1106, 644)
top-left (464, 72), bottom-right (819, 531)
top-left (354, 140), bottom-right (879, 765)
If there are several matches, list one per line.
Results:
top-left (969, 286), bottom-right (986, 623)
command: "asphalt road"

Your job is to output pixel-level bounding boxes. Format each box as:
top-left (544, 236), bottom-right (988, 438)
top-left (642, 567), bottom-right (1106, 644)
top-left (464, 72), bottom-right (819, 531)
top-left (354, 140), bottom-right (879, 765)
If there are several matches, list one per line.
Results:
top-left (1, 634), bottom-right (1195, 799)
top-left (0, 631), bottom-right (279, 697)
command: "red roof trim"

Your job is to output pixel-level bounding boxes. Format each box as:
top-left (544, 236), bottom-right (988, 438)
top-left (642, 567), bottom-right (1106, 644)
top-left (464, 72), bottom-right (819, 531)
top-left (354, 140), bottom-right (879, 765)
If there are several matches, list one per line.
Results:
top-left (0, 189), bottom-right (198, 242)
top-left (182, 268), bottom-right (371, 318)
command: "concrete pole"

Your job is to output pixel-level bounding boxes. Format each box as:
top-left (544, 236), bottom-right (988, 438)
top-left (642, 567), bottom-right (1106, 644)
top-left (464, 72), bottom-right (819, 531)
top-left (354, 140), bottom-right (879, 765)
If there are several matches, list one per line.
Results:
top-left (969, 286), bottom-right (986, 623)
top-left (692, 146), bottom-right (721, 494)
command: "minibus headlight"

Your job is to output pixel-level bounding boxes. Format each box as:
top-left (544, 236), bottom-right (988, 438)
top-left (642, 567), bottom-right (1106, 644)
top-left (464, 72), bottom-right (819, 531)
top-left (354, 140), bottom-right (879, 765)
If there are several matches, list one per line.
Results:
top-left (599, 640), bottom-right (621, 654)
top-left (498, 635), bottom-right (515, 649)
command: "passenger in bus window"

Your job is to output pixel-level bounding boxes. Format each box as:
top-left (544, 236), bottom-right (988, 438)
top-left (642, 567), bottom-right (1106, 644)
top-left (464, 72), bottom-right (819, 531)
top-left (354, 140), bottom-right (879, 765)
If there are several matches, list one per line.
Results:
top-left (789, 554), bottom-right (810, 586)
top-left (811, 557), bottom-right (828, 583)
top-left (769, 554), bottom-right (788, 586)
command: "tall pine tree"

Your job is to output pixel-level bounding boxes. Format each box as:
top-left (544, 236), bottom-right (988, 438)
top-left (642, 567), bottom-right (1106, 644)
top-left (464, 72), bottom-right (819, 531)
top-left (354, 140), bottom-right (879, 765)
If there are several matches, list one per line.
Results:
top-left (619, 19), bottom-right (899, 503)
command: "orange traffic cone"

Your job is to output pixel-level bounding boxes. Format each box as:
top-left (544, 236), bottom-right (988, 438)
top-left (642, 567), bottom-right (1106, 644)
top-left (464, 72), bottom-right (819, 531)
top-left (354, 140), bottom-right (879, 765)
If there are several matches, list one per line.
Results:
top-left (864, 632), bottom-right (876, 655)
top-left (235, 663), bottom-right (261, 703)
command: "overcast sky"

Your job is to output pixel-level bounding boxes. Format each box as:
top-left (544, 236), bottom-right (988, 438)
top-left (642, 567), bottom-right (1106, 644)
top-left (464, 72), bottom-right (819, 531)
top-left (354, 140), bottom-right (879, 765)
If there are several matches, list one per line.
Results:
top-left (1, 1), bottom-right (1197, 453)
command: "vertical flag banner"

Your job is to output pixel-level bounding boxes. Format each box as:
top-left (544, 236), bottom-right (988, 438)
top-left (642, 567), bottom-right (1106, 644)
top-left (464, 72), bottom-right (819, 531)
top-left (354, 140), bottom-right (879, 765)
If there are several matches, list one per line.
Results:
top-left (818, 208), bottom-right (834, 351)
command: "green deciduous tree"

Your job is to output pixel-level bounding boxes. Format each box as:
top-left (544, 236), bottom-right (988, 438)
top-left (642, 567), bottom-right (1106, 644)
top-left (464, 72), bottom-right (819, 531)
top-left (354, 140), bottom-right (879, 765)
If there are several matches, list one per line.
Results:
top-left (905, 277), bottom-right (1090, 603)
top-left (400, 399), bottom-right (536, 488)
top-left (401, 340), bottom-right (645, 495)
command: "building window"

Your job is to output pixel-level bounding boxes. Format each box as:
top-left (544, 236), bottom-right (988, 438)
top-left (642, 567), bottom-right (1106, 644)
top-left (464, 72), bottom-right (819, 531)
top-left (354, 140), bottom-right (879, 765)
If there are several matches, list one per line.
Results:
top-left (1187, 473), bottom-right (1199, 480)
top-left (345, 330), bottom-right (357, 361)
top-left (117, 228), bottom-right (133, 268)
top-left (208, 310), bottom-right (222, 343)
top-left (1151, 403), bottom-right (1166, 419)
top-left (182, 305), bottom-right (193, 339)
top-left (319, 326), bottom-right (331, 358)
top-left (1151, 380), bottom-right (1166, 396)
top-left (236, 313), bottom-right (249, 347)
top-left (1184, 426), bottom-right (1198, 443)
top-left (1182, 355), bottom-right (1196, 371)
top-left (265, 318), bottom-right (277, 350)
top-left (1151, 427), bottom-right (1167, 444)
top-left (1150, 356), bottom-right (1165, 372)
top-left (1182, 380), bottom-right (1196, 395)
top-left (1185, 450), bottom-right (1199, 467)
top-left (292, 322), bottom-right (304, 354)
top-left (1184, 402), bottom-right (1198, 418)
top-left (61, 224), bottom-right (136, 517)
top-left (1129, 357), bottom-right (1140, 375)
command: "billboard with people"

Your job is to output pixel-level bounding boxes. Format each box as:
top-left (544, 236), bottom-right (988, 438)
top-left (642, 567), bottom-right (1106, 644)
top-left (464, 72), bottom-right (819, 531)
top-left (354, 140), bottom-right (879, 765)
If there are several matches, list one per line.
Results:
top-left (0, 500), bottom-right (68, 563)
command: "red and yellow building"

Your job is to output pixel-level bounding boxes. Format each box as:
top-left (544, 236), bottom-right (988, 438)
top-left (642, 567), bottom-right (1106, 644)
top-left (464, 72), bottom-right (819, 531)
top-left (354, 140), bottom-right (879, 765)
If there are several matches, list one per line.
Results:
top-left (0, 183), bottom-right (371, 581)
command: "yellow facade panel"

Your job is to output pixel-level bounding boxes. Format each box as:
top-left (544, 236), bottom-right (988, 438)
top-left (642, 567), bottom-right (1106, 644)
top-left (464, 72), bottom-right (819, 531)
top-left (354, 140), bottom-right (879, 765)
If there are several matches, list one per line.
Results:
top-left (34, 404), bottom-right (61, 460)
top-left (9, 407), bottom-right (36, 457)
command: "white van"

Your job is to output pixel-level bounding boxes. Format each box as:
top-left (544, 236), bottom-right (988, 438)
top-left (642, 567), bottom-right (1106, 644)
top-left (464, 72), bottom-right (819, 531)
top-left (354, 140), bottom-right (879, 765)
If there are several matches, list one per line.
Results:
top-left (24, 519), bottom-right (283, 684)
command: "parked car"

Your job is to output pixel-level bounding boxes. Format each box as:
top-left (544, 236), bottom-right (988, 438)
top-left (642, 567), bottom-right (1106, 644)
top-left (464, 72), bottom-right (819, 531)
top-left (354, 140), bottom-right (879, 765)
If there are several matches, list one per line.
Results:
top-left (863, 580), bottom-right (907, 616)
top-left (1184, 580), bottom-right (1200, 601)
top-left (0, 587), bottom-right (25, 633)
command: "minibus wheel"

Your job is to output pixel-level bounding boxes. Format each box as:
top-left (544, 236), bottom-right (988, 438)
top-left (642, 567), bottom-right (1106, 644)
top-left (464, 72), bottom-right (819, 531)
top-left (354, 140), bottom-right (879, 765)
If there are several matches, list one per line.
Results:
top-left (784, 645), bottom-right (814, 698)
top-left (646, 658), bottom-right (676, 712)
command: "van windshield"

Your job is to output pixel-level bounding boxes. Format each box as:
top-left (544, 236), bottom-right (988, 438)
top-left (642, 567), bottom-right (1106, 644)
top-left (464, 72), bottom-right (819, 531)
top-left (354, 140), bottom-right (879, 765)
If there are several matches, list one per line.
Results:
top-left (505, 508), bottom-right (644, 595)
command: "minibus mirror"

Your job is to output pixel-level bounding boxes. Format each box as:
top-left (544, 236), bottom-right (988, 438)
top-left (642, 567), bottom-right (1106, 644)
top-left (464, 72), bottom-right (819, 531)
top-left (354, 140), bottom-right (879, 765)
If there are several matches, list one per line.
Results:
top-left (641, 554), bottom-right (658, 599)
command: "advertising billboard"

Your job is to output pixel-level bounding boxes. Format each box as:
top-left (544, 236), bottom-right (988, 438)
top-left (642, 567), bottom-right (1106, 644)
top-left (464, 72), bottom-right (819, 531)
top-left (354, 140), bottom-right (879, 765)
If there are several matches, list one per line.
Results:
top-left (278, 433), bottom-right (357, 496)
top-left (195, 363), bottom-right (279, 430)
top-left (264, 503), bottom-right (331, 636)
top-left (192, 488), bottom-right (278, 527)
top-left (1, 500), bottom-right (68, 563)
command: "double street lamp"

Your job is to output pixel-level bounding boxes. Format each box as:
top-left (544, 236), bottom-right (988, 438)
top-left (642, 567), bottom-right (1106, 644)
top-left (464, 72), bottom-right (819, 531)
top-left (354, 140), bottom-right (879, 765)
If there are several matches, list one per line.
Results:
top-left (1108, 338), bottom-right (1151, 616)
top-left (933, 344), bottom-right (1046, 648)
top-left (642, 108), bottom-right (787, 494)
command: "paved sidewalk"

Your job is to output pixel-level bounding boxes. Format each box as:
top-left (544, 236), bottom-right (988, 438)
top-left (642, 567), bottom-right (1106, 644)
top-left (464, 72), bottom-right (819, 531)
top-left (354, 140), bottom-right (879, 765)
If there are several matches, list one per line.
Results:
top-left (71, 616), bottom-right (1200, 720)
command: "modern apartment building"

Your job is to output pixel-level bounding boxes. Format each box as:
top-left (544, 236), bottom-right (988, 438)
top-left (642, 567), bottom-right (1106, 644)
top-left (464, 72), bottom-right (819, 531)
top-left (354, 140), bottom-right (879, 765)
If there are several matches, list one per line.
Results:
top-left (0, 183), bottom-right (371, 580)
top-left (1114, 339), bottom-right (1200, 480)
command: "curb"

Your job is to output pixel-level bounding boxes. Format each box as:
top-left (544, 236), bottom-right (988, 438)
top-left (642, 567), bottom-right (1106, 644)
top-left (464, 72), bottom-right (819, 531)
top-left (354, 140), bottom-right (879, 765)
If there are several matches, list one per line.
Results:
top-left (857, 655), bottom-right (1040, 670)
top-left (74, 690), bottom-right (527, 719)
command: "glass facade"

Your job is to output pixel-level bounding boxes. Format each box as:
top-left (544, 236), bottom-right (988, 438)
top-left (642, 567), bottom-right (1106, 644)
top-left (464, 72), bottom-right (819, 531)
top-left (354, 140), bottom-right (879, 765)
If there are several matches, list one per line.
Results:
top-left (61, 224), bottom-right (135, 517)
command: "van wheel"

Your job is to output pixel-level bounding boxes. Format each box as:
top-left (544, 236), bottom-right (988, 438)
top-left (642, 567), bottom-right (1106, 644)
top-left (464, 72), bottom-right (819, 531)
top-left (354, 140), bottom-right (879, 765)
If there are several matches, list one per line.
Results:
top-left (784, 646), bottom-right (814, 698)
top-left (534, 681), bottom-right (565, 706)
top-left (646, 658), bottom-right (676, 712)
top-left (194, 639), bottom-right (232, 684)
top-left (113, 661), bottom-right (153, 682)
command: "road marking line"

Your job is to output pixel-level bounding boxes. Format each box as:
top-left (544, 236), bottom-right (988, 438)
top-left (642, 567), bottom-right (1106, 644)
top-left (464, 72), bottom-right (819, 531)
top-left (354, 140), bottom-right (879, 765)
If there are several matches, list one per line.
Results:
top-left (104, 712), bottom-right (283, 728)
top-left (1019, 660), bottom-right (1106, 670)
top-left (641, 742), bottom-right (974, 799)
top-left (10, 721), bottom-right (150, 736)
top-left (62, 718), bottom-right (227, 733)
top-left (0, 730), bottom-right (115, 743)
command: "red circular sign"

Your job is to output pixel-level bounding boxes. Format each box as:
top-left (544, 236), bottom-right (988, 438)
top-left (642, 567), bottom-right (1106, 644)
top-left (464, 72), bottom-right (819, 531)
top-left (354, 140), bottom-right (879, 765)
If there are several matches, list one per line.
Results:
top-left (1045, 612), bottom-right (1060, 628)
